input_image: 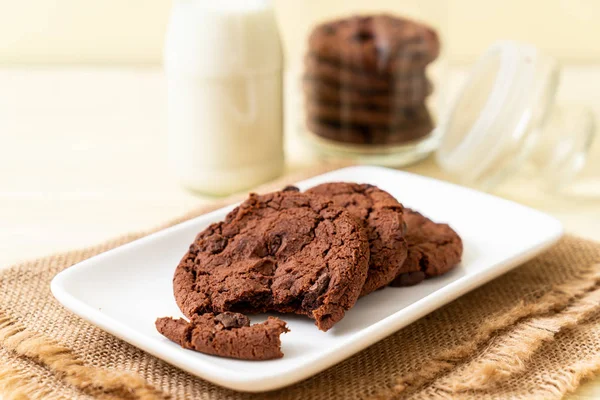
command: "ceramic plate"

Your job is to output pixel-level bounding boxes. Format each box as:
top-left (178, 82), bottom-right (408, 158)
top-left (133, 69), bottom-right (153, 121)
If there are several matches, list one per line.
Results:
top-left (51, 166), bottom-right (563, 392)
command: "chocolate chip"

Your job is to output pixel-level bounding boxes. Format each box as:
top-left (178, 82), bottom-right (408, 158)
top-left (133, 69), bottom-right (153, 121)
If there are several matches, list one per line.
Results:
top-left (403, 108), bottom-right (417, 119)
top-left (282, 185), bottom-right (300, 192)
top-left (204, 236), bottom-right (227, 254)
top-left (394, 271), bottom-right (425, 287)
top-left (215, 312), bottom-right (250, 329)
top-left (352, 31), bottom-right (374, 43)
top-left (302, 272), bottom-right (331, 311)
top-left (268, 235), bottom-right (282, 255)
top-left (251, 258), bottom-right (276, 276)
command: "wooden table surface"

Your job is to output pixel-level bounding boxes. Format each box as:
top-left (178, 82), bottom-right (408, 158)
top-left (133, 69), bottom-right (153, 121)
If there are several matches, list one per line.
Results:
top-left (1, 66), bottom-right (599, 398)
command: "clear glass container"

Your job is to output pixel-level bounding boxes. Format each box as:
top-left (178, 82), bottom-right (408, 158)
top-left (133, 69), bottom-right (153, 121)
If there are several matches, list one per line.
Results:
top-left (436, 41), bottom-right (598, 203)
top-left (277, 0), bottom-right (448, 166)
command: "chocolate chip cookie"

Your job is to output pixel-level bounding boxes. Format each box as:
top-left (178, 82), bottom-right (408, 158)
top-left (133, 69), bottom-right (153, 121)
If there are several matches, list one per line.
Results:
top-left (156, 312), bottom-right (288, 360)
top-left (306, 182), bottom-right (408, 295)
top-left (304, 55), bottom-right (432, 94)
top-left (308, 14), bottom-right (440, 74)
top-left (303, 77), bottom-right (433, 109)
top-left (306, 102), bottom-right (431, 127)
top-left (390, 209), bottom-right (463, 287)
top-left (173, 190), bottom-right (370, 332)
top-left (306, 115), bottom-right (434, 145)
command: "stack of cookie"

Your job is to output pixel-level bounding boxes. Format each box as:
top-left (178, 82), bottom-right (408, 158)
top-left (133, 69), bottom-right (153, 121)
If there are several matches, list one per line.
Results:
top-left (157, 183), bottom-right (462, 360)
top-left (304, 14), bottom-right (440, 145)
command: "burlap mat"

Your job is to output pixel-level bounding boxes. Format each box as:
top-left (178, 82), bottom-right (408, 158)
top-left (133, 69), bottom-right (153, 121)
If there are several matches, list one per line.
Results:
top-left (1, 164), bottom-right (600, 400)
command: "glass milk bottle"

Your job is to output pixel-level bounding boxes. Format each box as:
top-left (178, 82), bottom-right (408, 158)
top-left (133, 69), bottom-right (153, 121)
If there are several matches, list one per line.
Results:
top-left (165, 0), bottom-right (284, 195)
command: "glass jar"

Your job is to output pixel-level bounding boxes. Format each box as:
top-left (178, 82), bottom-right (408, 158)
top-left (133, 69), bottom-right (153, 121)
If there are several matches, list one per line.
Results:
top-left (436, 41), bottom-right (598, 202)
top-left (276, 0), bottom-right (448, 166)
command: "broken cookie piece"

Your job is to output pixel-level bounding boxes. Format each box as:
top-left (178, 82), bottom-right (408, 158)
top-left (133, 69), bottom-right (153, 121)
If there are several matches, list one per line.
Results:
top-left (155, 312), bottom-right (289, 360)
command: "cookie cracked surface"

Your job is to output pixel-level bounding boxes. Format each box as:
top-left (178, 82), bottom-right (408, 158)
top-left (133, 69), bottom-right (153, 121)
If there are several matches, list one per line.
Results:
top-left (173, 190), bottom-right (370, 331)
top-left (306, 182), bottom-right (408, 295)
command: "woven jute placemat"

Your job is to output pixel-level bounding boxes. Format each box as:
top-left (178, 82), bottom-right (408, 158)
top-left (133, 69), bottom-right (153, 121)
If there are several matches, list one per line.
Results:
top-left (1, 164), bottom-right (600, 400)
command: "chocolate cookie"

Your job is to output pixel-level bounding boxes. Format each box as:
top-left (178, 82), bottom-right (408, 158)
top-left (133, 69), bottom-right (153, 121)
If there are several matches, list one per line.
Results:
top-left (303, 77), bottom-right (432, 109)
top-left (156, 312), bottom-right (288, 360)
top-left (304, 55), bottom-right (432, 94)
top-left (173, 190), bottom-right (370, 332)
top-left (306, 102), bottom-right (431, 127)
top-left (308, 14), bottom-right (440, 74)
top-left (390, 209), bottom-right (463, 287)
top-left (306, 116), bottom-right (434, 145)
top-left (306, 183), bottom-right (408, 295)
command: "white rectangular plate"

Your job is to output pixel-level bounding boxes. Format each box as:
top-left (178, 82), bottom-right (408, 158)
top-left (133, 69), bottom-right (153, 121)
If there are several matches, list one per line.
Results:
top-left (51, 166), bottom-right (563, 392)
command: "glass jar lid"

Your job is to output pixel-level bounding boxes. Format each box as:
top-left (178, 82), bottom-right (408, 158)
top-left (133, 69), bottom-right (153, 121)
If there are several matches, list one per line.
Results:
top-left (436, 40), bottom-right (595, 192)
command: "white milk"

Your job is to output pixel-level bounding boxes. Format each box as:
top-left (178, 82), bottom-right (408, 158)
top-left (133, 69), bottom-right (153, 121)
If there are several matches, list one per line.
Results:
top-left (165, 0), bottom-right (283, 195)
